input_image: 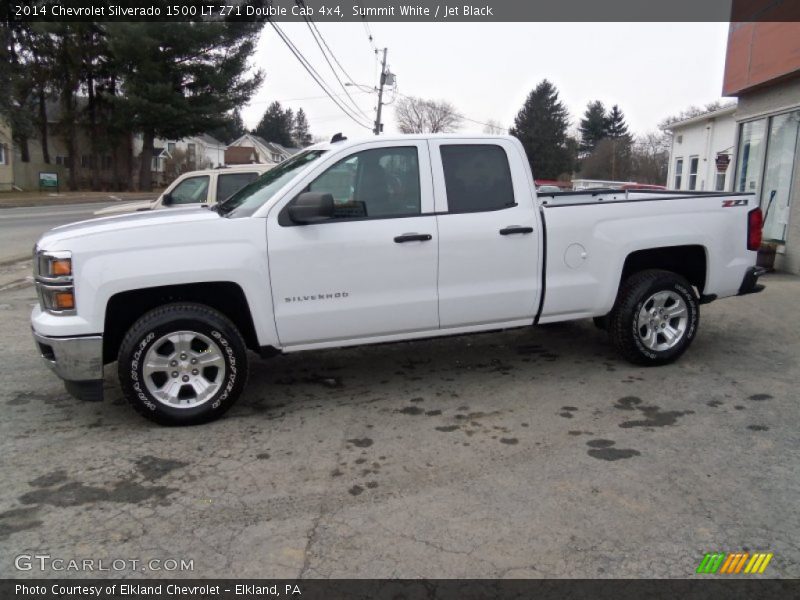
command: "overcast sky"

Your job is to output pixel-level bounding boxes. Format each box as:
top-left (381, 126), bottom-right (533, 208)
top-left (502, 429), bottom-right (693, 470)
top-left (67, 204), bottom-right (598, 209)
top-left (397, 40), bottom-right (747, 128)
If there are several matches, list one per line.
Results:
top-left (241, 22), bottom-right (731, 141)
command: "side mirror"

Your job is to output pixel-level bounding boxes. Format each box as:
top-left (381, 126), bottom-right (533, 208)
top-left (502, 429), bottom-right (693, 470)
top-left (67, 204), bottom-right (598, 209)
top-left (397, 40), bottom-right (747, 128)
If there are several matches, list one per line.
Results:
top-left (289, 192), bottom-right (335, 224)
top-left (161, 192), bottom-right (173, 206)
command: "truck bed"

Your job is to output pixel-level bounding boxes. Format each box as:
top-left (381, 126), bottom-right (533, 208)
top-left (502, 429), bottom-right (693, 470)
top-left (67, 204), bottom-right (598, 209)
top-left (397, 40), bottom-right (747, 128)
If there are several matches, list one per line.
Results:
top-left (537, 189), bottom-right (753, 207)
top-left (537, 189), bottom-right (758, 323)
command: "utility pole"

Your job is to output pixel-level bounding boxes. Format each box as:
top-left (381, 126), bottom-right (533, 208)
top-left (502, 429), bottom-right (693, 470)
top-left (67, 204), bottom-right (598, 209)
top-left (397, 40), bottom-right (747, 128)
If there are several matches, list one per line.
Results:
top-left (374, 48), bottom-right (388, 135)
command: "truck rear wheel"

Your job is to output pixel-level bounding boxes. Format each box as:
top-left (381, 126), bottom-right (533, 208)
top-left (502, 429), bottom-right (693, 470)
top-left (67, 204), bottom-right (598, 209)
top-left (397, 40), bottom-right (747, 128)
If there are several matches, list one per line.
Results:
top-left (117, 303), bottom-right (248, 425)
top-left (608, 269), bottom-right (698, 366)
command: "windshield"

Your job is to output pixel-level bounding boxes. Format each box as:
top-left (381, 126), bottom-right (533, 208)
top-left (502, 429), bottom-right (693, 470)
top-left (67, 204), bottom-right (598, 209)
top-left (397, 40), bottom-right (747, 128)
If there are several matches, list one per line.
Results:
top-left (216, 150), bottom-right (326, 217)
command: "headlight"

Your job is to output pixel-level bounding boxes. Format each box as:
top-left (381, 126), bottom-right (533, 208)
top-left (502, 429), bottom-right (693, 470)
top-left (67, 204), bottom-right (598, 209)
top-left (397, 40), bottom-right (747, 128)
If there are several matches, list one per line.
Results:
top-left (35, 250), bottom-right (73, 280)
top-left (34, 249), bottom-right (76, 315)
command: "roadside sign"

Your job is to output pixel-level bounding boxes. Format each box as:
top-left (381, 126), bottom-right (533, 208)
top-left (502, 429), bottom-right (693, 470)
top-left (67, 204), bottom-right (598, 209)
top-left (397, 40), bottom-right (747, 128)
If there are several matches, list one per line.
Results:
top-left (39, 171), bottom-right (59, 192)
top-left (715, 154), bottom-right (731, 173)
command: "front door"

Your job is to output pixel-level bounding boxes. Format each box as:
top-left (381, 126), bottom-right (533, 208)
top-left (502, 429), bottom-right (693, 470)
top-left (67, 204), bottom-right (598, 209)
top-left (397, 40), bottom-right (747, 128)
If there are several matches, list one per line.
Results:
top-left (266, 141), bottom-right (439, 346)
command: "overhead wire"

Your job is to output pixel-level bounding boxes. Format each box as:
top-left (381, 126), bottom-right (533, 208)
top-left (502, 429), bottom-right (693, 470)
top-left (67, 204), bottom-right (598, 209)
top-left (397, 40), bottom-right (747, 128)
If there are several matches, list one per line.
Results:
top-left (266, 19), bottom-right (372, 130)
top-left (294, 1), bottom-right (373, 121)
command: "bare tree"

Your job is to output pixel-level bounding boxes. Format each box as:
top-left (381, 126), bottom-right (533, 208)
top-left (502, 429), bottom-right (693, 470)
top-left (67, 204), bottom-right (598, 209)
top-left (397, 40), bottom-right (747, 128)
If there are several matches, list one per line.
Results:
top-left (395, 96), bottom-right (462, 134)
top-left (659, 100), bottom-right (736, 129)
top-left (483, 119), bottom-right (506, 135)
top-left (629, 131), bottom-right (670, 184)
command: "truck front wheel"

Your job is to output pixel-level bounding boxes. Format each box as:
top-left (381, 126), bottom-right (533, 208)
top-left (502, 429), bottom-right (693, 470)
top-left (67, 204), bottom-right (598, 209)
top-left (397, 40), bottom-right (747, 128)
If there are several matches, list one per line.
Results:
top-left (608, 270), bottom-right (699, 366)
top-left (117, 303), bottom-right (249, 425)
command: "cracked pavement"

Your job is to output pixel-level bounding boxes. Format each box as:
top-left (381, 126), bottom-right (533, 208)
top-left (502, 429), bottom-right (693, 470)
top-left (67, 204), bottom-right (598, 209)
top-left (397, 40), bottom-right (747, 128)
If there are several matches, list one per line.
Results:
top-left (1, 271), bottom-right (798, 578)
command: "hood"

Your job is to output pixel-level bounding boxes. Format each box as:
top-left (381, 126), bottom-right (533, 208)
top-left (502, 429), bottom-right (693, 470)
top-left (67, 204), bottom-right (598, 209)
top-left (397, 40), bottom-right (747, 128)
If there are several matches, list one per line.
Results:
top-left (37, 207), bottom-right (220, 249)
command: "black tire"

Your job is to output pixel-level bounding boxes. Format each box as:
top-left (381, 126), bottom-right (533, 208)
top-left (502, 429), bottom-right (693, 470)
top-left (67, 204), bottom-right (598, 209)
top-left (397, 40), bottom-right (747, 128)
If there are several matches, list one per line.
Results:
top-left (608, 269), bottom-right (699, 366)
top-left (117, 303), bottom-right (249, 425)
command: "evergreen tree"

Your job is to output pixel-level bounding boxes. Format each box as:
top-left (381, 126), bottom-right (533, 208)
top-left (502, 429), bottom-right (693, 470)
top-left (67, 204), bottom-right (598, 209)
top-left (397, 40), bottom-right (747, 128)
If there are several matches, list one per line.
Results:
top-left (108, 21), bottom-right (263, 190)
top-left (578, 100), bottom-right (607, 154)
top-left (208, 109), bottom-right (246, 144)
top-left (605, 104), bottom-right (631, 140)
top-left (293, 107), bottom-right (312, 147)
top-left (509, 79), bottom-right (572, 180)
top-left (253, 101), bottom-right (295, 146)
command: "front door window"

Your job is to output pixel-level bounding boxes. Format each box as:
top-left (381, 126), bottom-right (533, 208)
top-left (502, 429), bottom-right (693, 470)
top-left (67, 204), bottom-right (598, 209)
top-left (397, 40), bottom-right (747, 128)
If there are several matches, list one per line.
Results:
top-left (169, 175), bottom-right (210, 204)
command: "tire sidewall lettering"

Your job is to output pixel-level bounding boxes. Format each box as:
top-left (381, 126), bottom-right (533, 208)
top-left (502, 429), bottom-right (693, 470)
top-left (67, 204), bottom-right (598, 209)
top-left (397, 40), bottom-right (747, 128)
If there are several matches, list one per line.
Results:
top-left (130, 326), bottom-right (238, 414)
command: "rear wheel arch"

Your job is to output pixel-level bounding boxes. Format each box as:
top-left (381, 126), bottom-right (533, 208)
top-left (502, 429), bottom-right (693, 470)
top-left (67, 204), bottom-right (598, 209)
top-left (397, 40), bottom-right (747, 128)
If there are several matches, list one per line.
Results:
top-left (620, 245), bottom-right (708, 297)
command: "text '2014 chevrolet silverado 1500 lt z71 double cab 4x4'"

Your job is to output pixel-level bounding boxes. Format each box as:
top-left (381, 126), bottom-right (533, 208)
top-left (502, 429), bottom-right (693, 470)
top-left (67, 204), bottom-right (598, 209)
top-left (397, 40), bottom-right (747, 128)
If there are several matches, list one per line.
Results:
top-left (31, 135), bottom-right (766, 425)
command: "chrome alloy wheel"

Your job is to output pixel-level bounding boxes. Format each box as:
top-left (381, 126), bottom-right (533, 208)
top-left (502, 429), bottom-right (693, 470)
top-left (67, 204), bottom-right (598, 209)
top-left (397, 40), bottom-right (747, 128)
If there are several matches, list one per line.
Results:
top-left (142, 331), bottom-right (226, 408)
top-left (636, 291), bottom-right (689, 352)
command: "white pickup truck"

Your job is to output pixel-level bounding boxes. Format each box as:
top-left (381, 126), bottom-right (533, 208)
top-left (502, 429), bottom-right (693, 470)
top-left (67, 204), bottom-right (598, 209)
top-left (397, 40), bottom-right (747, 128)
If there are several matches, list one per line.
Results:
top-left (31, 135), bottom-right (766, 425)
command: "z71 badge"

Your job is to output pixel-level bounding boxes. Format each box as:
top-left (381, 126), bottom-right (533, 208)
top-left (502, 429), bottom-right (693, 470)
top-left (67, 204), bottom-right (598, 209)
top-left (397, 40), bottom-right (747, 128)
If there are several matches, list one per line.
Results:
top-left (722, 199), bottom-right (748, 207)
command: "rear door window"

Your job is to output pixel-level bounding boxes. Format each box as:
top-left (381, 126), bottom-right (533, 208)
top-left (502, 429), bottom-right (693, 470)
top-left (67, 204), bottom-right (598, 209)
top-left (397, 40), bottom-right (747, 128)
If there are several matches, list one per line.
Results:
top-left (217, 172), bottom-right (260, 203)
top-left (440, 145), bottom-right (515, 212)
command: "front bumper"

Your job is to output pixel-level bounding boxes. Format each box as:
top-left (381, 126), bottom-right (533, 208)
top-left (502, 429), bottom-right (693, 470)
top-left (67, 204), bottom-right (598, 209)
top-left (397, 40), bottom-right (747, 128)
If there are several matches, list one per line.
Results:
top-left (738, 266), bottom-right (767, 296)
top-left (32, 330), bottom-right (104, 400)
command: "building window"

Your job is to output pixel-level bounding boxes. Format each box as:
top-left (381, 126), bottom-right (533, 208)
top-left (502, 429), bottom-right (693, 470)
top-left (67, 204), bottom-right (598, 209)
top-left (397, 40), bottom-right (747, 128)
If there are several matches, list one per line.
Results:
top-left (674, 158), bottom-right (683, 189)
top-left (735, 119), bottom-right (767, 194)
top-left (760, 110), bottom-right (800, 243)
top-left (688, 157), bottom-right (699, 190)
top-left (0, 143), bottom-right (7, 165)
top-left (715, 172), bottom-right (726, 191)
top-left (167, 142), bottom-right (176, 153)
top-left (187, 143), bottom-right (196, 160)
top-left (55, 155), bottom-right (68, 166)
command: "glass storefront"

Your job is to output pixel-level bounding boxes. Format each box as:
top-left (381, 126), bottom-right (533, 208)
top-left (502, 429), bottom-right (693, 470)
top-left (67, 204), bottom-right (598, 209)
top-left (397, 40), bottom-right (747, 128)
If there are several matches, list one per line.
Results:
top-left (735, 110), bottom-right (800, 243)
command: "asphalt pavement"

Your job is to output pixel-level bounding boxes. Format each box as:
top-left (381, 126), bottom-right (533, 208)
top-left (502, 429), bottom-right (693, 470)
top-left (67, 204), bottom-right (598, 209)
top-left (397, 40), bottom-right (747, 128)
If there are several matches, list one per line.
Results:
top-left (0, 273), bottom-right (797, 578)
top-left (0, 202), bottom-right (122, 264)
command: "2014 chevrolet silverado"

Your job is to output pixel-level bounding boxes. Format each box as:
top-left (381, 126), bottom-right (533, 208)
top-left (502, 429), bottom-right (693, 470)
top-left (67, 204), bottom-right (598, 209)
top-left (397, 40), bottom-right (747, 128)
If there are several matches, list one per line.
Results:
top-left (31, 135), bottom-right (766, 425)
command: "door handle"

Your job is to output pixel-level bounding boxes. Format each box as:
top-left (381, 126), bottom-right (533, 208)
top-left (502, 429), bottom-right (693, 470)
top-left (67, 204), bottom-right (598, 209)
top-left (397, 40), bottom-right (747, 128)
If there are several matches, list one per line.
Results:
top-left (394, 233), bottom-right (433, 243)
top-left (499, 226), bottom-right (534, 235)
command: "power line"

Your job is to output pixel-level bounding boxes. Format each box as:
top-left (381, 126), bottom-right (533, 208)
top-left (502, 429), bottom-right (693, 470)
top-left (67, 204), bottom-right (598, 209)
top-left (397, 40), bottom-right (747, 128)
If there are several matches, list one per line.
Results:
top-left (294, 1), bottom-right (372, 121)
top-left (267, 20), bottom-right (372, 131)
top-left (248, 89), bottom-right (373, 106)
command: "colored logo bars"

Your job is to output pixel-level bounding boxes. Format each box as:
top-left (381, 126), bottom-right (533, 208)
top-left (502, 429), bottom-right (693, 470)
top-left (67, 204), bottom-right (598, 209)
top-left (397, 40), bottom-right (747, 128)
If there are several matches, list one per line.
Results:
top-left (696, 552), bottom-right (773, 574)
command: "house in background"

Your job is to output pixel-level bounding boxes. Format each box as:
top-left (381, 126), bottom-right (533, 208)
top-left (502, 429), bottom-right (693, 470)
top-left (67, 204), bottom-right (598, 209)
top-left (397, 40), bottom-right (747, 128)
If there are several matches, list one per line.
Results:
top-left (228, 134), bottom-right (299, 165)
top-left (664, 104), bottom-right (737, 193)
top-left (0, 118), bottom-right (14, 191)
top-left (132, 133), bottom-right (227, 186)
top-left (723, 19), bottom-right (800, 273)
top-left (225, 146), bottom-right (259, 165)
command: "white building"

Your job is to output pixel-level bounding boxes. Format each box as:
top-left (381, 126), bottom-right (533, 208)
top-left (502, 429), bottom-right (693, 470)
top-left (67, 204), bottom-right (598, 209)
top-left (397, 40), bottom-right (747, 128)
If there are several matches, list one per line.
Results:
top-left (664, 104), bottom-right (737, 192)
top-left (228, 134), bottom-right (299, 166)
top-left (132, 133), bottom-right (228, 182)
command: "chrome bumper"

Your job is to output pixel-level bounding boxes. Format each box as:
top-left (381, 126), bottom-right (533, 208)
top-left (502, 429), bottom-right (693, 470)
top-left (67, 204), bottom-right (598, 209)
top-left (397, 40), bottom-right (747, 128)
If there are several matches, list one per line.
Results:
top-left (32, 330), bottom-right (103, 387)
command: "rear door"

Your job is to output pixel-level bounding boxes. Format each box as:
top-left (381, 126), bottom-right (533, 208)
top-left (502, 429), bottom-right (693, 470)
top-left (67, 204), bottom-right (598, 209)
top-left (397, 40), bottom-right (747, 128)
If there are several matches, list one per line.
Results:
top-left (430, 139), bottom-right (541, 328)
top-left (266, 141), bottom-right (439, 346)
